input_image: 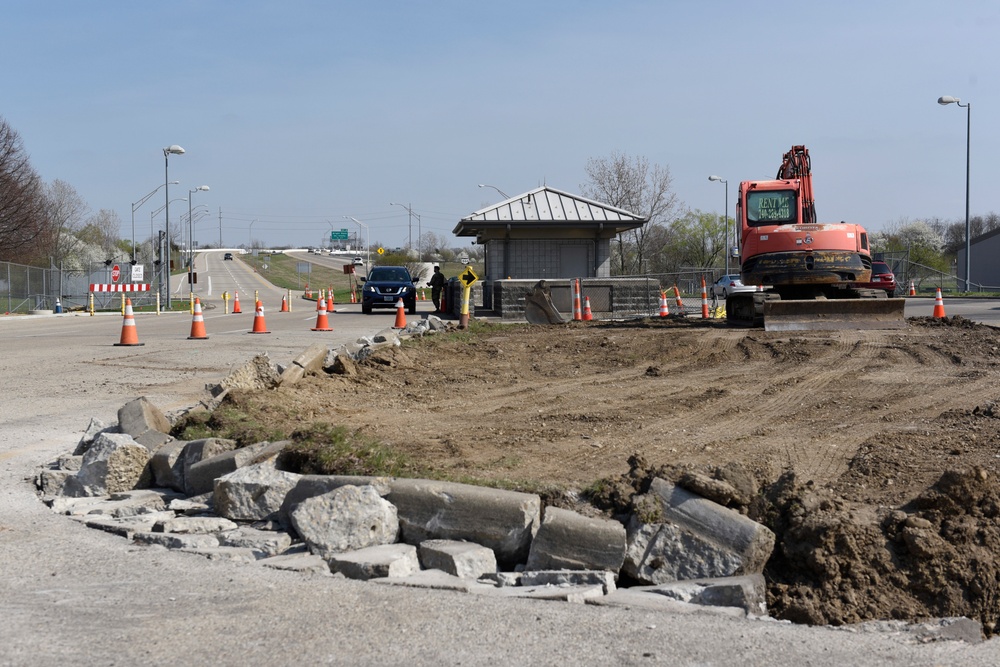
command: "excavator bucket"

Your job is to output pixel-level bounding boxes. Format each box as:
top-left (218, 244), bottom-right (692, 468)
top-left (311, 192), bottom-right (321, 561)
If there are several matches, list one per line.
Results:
top-left (763, 298), bottom-right (907, 332)
top-left (524, 280), bottom-right (569, 325)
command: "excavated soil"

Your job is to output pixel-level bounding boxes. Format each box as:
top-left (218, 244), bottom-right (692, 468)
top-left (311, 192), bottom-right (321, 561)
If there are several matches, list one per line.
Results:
top-left (212, 315), bottom-right (1000, 634)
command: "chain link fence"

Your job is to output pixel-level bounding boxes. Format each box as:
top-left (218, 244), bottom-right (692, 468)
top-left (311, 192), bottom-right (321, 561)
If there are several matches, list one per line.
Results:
top-left (0, 260), bottom-right (163, 313)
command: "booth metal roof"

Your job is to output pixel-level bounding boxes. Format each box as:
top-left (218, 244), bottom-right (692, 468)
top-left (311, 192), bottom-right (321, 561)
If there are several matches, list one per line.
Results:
top-left (454, 186), bottom-right (647, 236)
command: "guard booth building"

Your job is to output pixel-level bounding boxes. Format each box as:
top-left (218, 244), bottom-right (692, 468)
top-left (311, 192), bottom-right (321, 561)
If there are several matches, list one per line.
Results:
top-left (452, 186), bottom-right (648, 319)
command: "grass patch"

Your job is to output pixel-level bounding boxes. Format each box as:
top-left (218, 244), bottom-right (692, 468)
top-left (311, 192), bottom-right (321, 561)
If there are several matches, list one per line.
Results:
top-left (279, 423), bottom-right (413, 477)
top-left (171, 400), bottom-right (290, 446)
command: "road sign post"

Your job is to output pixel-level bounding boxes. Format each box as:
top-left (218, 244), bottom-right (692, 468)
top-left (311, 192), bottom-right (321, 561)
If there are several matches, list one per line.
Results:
top-left (457, 267), bottom-right (478, 330)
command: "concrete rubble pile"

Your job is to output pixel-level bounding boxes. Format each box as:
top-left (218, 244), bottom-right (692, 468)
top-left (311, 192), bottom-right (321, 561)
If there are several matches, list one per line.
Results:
top-left (35, 326), bottom-right (776, 618)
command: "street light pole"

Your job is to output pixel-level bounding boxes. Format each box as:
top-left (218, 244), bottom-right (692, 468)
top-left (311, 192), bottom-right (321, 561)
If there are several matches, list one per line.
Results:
top-left (709, 175), bottom-right (729, 275)
top-left (938, 95), bottom-right (972, 291)
top-left (131, 181), bottom-right (177, 265)
top-left (389, 202), bottom-right (421, 260)
top-left (162, 145), bottom-right (185, 309)
top-left (248, 219), bottom-right (257, 250)
top-left (478, 183), bottom-right (510, 199)
top-left (345, 216), bottom-right (370, 267)
top-left (188, 186), bottom-right (210, 295)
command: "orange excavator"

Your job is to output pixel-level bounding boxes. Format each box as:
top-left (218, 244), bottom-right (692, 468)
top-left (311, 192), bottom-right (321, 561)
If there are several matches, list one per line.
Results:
top-left (726, 145), bottom-right (907, 331)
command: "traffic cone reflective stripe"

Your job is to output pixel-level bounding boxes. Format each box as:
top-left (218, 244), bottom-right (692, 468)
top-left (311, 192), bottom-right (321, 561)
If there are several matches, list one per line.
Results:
top-left (700, 278), bottom-right (710, 319)
top-left (114, 299), bottom-right (144, 346)
top-left (659, 292), bottom-right (670, 317)
top-left (249, 301), bottom-right (271, 333)
top-left (393, 298), bottom-right (407, 329)
top-left (232, 291), bottom-right (242, 314)
top-left (932, 288), bottom-right (946, 319)
top-left (312, 298), bottom-right (333, 331)
top-left (582, 296), bottom-right (593, 321)
top-left (187, 298), bottom-right (209, 339)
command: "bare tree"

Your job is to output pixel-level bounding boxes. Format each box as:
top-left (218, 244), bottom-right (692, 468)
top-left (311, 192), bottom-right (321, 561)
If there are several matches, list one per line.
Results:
top-left (40, 179), bottom-right (89, 268)
top-left (78, 209), bottom-right (124, 261)
top-left (0, 117), bottom-right (46, 262)
top-left (580, 151), bottom-right (682, 274)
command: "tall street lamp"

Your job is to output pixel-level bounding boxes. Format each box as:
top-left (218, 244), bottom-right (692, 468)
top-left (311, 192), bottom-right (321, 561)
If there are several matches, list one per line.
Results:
top-left (708, 175), bottom-right (729, 275)
top-left (938, 95), bottom-right (972, 291)
top-left (478, 183), bottom-right (510, 199)
top-left (131, 181), bottom-right (177, 265)
top-left (248, 219), bottom-right (257, 250)
top-left (188, 186), bottom-right (210, 292)
top-left (345, 216), bottom-right (371, 267)
top-left (162, 145), bottom-right (185, 309)
top-left (389, 202), bottom-right (421, 260)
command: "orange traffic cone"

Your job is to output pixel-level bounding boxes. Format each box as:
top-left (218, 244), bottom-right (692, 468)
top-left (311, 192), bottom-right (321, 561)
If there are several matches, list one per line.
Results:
top-left (312, 298), bottom-right (332, 331)
top-left (280, 294), bottom-right (289, 312)
top-left (187, 297), bottom-right (209, 339)
top-left (659, 292), bottom-right (670, 317)
top-left (327, 291), bottom-right (335, 313)
top-left (249, 301), bottom-right (271, 334)
top-left (700, 278), bottom-right (710, 319)
top-left (932, 288), bottom-right (946, 319)
top-left (232, 291), bottom-right (242, 314)
top-left (582, 296), bottom-right (593, 321)
top-left (909, 280), bottom-right (916, 296)
top-left (573, 279), bottom-right (583, 321)
top-left (393, 298), bottom-right (407, 329)
top-left (672, 286), bottom-right (685, 314)
top-left (114, 298), bottom-right (143, 346)
top-left (350, 289), bottom-right (357, 304)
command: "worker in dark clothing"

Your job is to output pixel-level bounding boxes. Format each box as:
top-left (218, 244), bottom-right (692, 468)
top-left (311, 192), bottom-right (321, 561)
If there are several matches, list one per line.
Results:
top-left (429, 265), bottom-right (446, 313)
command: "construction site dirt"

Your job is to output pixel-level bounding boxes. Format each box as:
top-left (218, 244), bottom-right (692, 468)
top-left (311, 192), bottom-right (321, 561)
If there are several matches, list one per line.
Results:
top-left (217, 315), bottom-right (1000, 635)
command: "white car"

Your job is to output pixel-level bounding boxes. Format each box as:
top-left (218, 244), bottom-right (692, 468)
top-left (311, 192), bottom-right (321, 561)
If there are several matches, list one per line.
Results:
top-left (710, 274), bottom-right (758, 299)
top-left (352, 256), bottom-right (364, 265)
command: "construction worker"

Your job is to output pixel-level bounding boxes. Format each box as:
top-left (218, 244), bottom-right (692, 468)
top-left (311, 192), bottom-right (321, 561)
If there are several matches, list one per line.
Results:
top-left (429, 265), bottom-right (446, 313)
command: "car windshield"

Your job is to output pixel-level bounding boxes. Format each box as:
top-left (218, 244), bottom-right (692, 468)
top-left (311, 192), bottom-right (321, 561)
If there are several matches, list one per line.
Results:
top-left (369, 268), bottom-right (410, 282)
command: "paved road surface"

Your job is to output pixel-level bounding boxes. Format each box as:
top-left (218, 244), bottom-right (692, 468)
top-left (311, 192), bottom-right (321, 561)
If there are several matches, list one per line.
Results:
top-left (1, 262), bottom-right (998, 665)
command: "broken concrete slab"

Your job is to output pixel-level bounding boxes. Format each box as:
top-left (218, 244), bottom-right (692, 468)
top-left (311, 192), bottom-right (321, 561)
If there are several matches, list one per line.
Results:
top-left (64, 432), bottom-right (153, 497)
top-left (258, 551), bottom-right (333, 575)
top-left (214, 461), bottom-right (302, 522)
top-left (327, 543), bottom-right (420, 581)
top-left (370, 568), bottom-right (485, 593)
top-left (132, 531), bottom-right (221, 550)
top-left (588, 589), bottom-right (748, 617)
top-left (525, 506), bottom-right (626, 572)
top-left (418, 539), bottom-right (497, 580)
top-left (117, 397), bottom-right (172, 450)
top-left (185, 440), bottom-right (288, 497)
top-left (624, 478), bottom-right (776, 584)
top-left (218, 527), bottom-right (294, 557)
top-left (280, 474), bottom-right (391, 520)
top-left (386, 478), bottom-right (541, 567)
top-left (290, 484), bottom-right (399, 559)
top-left (84, 511), bottom-right (179, 539)
top-left (150, 440), bottom-right (187, 492)
top-left (518, 570), bottom-right (617, 595)
top-left (632, 574), bottom-right (767, 616)
top-left (73, 417), bottom-right (114, 456)
top-left (152, 516), bottom-right (239, 534)
top-left (481, 583), bottom-right (606, 604)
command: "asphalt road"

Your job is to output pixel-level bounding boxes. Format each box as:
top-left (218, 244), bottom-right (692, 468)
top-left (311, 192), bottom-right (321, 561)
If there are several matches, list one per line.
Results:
top-left (1, 256), bottom-right (998, 666)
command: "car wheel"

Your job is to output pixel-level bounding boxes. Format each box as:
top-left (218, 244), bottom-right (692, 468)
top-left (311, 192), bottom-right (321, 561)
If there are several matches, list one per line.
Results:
top-left (362, 303), bottom-right (372, 314)
top-left (407, 301), bottom-right (417, 315)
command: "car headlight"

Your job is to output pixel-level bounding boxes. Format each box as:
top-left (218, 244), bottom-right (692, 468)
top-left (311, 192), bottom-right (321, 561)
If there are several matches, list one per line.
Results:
top-left (364, 285), bottom-right (376, 293)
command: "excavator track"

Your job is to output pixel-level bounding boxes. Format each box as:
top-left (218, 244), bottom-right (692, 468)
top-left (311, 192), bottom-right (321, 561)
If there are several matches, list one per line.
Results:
top-left (727, 290), bottom-right (907, 331)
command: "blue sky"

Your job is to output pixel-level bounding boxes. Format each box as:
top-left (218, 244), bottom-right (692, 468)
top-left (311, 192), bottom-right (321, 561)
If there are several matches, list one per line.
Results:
top-left (3, 1), bottom-right (998, 251)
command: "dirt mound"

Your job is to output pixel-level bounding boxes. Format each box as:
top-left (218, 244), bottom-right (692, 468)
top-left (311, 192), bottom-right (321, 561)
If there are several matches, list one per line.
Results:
top-left (198, 316), bottom-right (1000, 633)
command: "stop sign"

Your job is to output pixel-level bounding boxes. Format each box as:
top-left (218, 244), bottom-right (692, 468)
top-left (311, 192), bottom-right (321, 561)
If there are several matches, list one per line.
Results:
top-left (111, 264), bottom-right (121, 283)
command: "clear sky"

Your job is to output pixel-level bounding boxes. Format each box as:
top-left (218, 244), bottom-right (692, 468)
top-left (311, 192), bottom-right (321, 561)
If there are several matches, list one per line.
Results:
top-left (3, 1), bottom-right (997, 251)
